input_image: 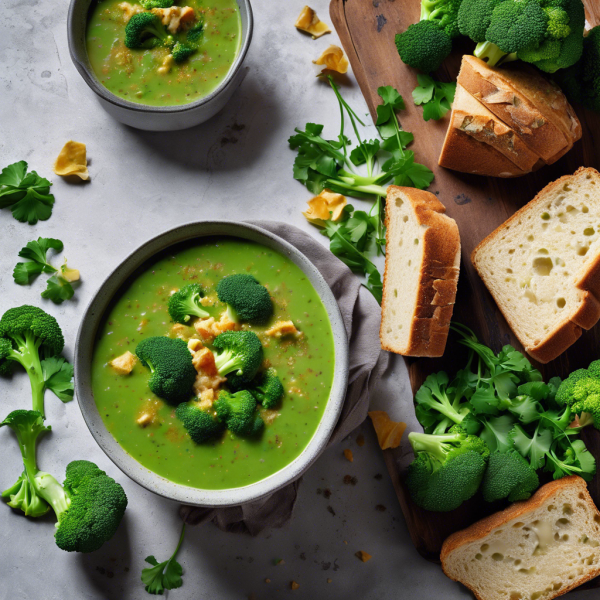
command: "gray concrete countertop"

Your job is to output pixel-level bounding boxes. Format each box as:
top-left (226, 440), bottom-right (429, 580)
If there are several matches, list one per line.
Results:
top-left (0, 1), bottom-right (598, 599)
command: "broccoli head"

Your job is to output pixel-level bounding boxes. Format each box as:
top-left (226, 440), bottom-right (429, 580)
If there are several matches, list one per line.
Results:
top-left (187, 21), bottom-right (204, 43)
top-left (395, 20), bottom-right (453, 73)
top-left (249, 369), bottom-right (284, 409)
top-left (168, 284), bottom-right (210, 324)
top-left (405, 428), bottom-right (489, 511)
top-left (135, 336), bottom-right (197, 404)
top-left (175, 402), bottom-right (223, 443)
top-left (212, 330), bottom-right (263, 382)
top-left (214, 390), bottom-right (264, 436)
top-left (1, 410), bottom-right (50, 517)
top-left (2, 410), bottom-right (127, 552)
top-left (124, 12), bottom-right (173, 50)
top-left (555, 364), bottom-right (600, 429)
top-left (171, 41), bottom-right (196, 63)
top-left (421, 0), bottom-right (463, 38)
top-left (458, 0), bottom-right (506, 42)
top-left (216, 274), bottom-right (273, 324)
top-left (0, 305), bottom-right (67, 416)
top-left (140, 0), bottom-right (173, 8)
top-left (481, 450), bottom-right (540, 502)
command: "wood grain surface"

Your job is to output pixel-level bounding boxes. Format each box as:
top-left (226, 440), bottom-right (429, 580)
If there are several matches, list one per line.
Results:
top-left (330, 0), bottom-right (600, 580)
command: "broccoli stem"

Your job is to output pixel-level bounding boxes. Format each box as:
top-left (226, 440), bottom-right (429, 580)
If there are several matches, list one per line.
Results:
top-left (409, 431), bottom-right (461, 463)
top-left (214, 350), bottom-right (242, 376)
top-left (474, 41), bottom-right (517, 67)
top-left (7, 333), bottom-right (46, 416)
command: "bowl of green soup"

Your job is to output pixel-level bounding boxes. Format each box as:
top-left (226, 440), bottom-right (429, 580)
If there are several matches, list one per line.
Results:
top-left (68, 0), bottom-right (252, 130)
top-left (75, 221), bottom-right (348, 506)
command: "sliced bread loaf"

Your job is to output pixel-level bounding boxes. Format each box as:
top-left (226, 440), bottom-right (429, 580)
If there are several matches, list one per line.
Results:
top-left (441, 476), bottom-right (600, 600)
top-left (380, 186), bottom-right (460, 357)
top-left (472, 167), bottom-right (600, 363)
top-left (439, 84), bottom-right (537, 177)
top-left (457, 56), bottom-right (581, 164)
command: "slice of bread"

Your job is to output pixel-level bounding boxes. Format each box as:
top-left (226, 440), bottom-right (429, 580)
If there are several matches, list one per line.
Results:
top-left (457, 56), bottom-right (581, 164)
top-left (441, 476), bottom-right (600, 600)
top-left (471, 167), bottom-right (600, 363)
top-left (439, 85), bottom-right (536, 178)
top-left (380, 186), bottom-right (460, 357)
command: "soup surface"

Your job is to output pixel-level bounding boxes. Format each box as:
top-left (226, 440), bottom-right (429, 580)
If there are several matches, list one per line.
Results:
top-left (91, 238), bottom-right (335, 490)
top-left (86, 0), bottom-right (241, 106)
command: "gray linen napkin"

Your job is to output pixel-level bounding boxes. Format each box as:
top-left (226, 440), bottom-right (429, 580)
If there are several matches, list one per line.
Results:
top-left (179, 221), bottom-right (389, 535)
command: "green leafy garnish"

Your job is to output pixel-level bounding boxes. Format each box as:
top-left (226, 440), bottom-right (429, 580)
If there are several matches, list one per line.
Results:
top-left (0, 161), bottom-right (55, 224)
top-left (290, 76), bottom-right (434, 302)
top-left (41, 356), bottom-right (75, 403)
top-left (41, 272), bottom-right (76, 304)
top-left (412, 75), bottom-right (456, 121)
top-left (142, 522), bottom-right (185, 595)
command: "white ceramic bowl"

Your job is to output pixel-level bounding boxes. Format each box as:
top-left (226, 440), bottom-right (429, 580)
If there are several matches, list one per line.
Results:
top-left (74, 221), bottom-right (349, 506)
top-left (67, 0), bottom-right (253, 131)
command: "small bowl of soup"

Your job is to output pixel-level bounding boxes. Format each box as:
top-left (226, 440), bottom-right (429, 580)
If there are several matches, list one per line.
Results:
top-left (67, 0), bottom-right (252, 130)
top-left (74, 221), bottom-right (349, 507)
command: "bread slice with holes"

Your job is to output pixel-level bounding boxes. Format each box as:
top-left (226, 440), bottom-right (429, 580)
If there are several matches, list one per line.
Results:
top-left (439, 84), bottom-right (538, 177)
top-left (441, 476), bottom-right (600, 600)
top-left (457, 55), bottom-right (581, 164)
top-left (471, 167), bottom-right (600, 363)
top-left (380, 186), bottom-right (460, 357)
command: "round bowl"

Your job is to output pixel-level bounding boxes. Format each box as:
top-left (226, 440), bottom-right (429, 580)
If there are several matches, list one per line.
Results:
top-left (75, 221), bottom-right (349, 507)
top-left (67, 0), bottom-right (253, 131)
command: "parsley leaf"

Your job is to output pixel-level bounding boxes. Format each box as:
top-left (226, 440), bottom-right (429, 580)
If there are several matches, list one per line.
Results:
top-left (41, 274), bottom-right (75, 304)
top-left (412, 75), bottom-right (456, 122)
top-left (141, 523), bottom-right (185, 595)
top-left (0, 160), bottom-right (55, 224)
top-left (41, 356), bottom-right (74, 403)
top-left (13, 237), bottom-right (63, 285)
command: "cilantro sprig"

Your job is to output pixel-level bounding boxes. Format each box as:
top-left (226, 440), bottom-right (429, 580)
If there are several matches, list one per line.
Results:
top-left (290, 76), bottom-right (434, 303)
top-left (0, 161), bottom-right (55, 224)
top-left (412, 75), bottom-right (456, 121)
top-left (141, 522), bottom-right (186, 595)
top-left (13, 237), bottom-right (80, 304)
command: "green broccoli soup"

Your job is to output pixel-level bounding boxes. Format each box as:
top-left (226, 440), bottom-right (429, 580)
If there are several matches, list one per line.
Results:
top-left (91, 238), bottom-right (336, 490)
top-left (85, 0), bottom-right (241, 107)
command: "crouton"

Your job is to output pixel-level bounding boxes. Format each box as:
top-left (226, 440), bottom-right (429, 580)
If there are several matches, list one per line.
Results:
top-left (152, 6), bottom-right (195, 33)
top-left (109, 351), bottom-right (137, 375)
top-left (193, 312), bottom-right (239, 341)
top-left (265, 321), bottom-right (301, 338)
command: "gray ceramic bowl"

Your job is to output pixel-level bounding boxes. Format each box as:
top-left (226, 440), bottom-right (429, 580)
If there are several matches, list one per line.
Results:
top-left (75, 221), bottom-right (349, 506)
top-left (67, 0), bottom-right (253, 131)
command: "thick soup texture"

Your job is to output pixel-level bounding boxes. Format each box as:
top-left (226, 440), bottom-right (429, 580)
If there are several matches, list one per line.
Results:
top-left (91, 238), bottom-right (336, 490)
top-left (86, 0), bottom-right (241, 106)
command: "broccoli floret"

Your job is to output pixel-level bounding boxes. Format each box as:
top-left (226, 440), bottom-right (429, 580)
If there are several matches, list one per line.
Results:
top-left (168, 284), bottom-right (210, 324)
top-left (458, 0), bottom-right (506, 43)
top-left (395, 20), bottom-right (454, 73)
top-left (175, 403), bottom-right (223, 443)
top-left (555, 364), bottom-right (600, 429)
top-left (555, 368), bottom-right (589, 405)
top-left (249, 369), bottom-right (284, 409)
top-left (214, 389), bottom-right (264, 436)
top-left (135, 337), bottom-right (196, 404)
top-left (0, 305), bottom-right (69, 416)
top-left (216, 274), bottom-right (273, 324)
top-left (485, 0), bottom-right (547, 53)
top-left (555, 25), bottom-right (600, 113)
top-left (421, 0), bottom-right (463, 38)
top-left (187, 21), bottom-right (204, 43)
top-left (1, 410), bottom-right (127, 552)
top-left (171, 41), bottom-right (196, 63)
top-left (124, 12), bottom-right (173, 50)
top-left (405, 428), bottom-right (489, 511)
top-left (1, 410), bottom-right (50, 517)
top-left (212, 331), bottom-right (263, 382)
top-left (140, 0), bottom-right (173, 8)
top-left (481, 450), bottom-right (540, 502)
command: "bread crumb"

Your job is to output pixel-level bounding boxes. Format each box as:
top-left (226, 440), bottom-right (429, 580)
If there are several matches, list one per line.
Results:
top-left (274, 559), bottom-right (285, 566)
top-left (327, 578), bottom-right (332, 583)
top-left (368, 411), bottom-right (407, 449)
top-left (343, 449), bottom-right (353, 462)
top-left (264, 578), bottom-right (271, 584)
top-left (355, 551), bottom-right (372, 562)
top-left (356, 434), bottom-right (365, 447)
top-left (290, 581), bottom-right (300, 590)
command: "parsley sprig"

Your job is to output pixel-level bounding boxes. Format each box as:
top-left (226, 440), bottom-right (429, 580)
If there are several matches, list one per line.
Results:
top-left (141, 522), bottom-right (186, 595)
top-left (412, 75), bottom-right (456, 121)
top-left (289, 76), bottom-right (434, 303)
top-left (0, 161), bottom-right (55, 224)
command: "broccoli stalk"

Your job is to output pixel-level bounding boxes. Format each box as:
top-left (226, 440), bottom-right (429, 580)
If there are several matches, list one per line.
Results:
top-left (0, 305), bottom-right (71, 417)
top-left (2, 410), bottom-right (127, 551)
top-left (212, 331), bottom-right (264, 382)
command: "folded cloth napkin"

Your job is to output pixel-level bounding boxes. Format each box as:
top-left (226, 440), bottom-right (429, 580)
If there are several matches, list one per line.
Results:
top-left (179, 221), bottom-right (389, 535)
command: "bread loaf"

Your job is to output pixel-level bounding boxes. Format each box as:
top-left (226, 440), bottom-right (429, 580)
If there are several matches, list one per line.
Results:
top-left (380, 186), bottom-right (460, 357)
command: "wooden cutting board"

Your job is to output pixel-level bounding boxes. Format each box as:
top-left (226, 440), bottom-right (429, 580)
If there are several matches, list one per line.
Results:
top-left (330, 0), bottom-right (600, 580)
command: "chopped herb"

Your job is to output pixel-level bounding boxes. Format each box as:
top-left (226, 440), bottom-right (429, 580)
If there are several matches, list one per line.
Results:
top-left (412, 75), bottom-right (456, 121)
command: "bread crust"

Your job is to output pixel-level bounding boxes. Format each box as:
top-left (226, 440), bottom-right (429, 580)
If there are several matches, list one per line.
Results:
top-left (440, 477), bottom-right (600, 600)
top-left (471, 167), bottom-right (600, 364)
top-left (458, 56), bottom-right (581, 163)
top-left (380, 186), bottom-right (460, 357)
